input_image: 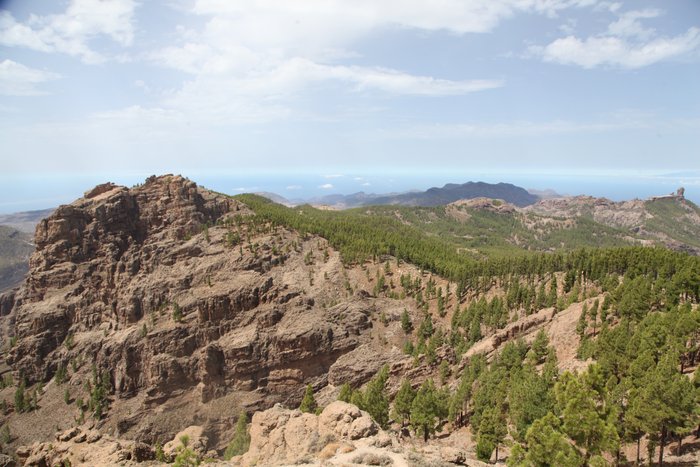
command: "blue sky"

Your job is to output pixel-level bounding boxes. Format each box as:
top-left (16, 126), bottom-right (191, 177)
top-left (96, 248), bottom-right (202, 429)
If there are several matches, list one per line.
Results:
top-left (1, 0), bottom-right (699, 211)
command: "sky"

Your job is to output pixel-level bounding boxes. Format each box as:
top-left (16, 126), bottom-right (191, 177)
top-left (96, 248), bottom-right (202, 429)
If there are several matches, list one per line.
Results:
top-left (0, 0), bottom-right (699, 212)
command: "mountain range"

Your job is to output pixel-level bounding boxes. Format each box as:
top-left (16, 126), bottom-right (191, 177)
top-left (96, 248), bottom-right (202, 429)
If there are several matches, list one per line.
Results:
top-left (0, 175), bottom-right (698, 466)
top-left (262, 181), bottom-right (541, 208)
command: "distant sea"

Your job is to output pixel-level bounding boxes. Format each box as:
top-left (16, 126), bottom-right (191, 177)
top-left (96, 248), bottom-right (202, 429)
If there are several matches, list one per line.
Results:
top-left (1, 170), bottom-right (699, 214)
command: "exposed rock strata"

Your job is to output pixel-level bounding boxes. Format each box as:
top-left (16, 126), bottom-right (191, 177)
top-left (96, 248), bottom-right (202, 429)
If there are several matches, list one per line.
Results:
top-left (0, 175), bottom-right (385, 450)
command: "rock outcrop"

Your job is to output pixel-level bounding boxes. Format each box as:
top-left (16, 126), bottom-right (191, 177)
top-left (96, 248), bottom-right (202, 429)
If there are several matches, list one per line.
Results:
top-left (239, 401), bottom-right (378, 466)
top-left (16, 425), bottom-right (153, 466)
top-left (235, 401), bottom-right (489, 467)
top-left (0, 175), bottom-right (381, 450)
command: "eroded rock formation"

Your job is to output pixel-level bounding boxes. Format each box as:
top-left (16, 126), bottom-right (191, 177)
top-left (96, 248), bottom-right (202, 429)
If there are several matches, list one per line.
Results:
top-left (0, 175), bottom-right (386, 450)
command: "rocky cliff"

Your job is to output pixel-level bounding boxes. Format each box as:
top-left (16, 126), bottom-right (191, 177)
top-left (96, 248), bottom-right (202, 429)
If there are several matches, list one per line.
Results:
top-left (16, 401), bottom-right (491, 466)
top-left (523, 194), bottom-right (700, 253)
top-left (3, 175), bottom-right (699, 466)
top-left (0, 175), bottom-right (409, 452)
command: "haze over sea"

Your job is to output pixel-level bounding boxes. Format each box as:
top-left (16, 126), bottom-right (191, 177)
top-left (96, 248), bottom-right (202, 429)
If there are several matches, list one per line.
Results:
top-left (1, 170), bottom-right (699, 214)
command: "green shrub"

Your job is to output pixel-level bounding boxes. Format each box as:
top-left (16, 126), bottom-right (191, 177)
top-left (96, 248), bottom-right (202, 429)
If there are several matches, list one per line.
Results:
top-left (224, 412), bottom-right (251, 459)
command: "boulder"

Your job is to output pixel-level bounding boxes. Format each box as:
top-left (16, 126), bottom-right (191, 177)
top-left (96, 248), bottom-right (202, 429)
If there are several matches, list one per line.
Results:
top-left (164, 425), bottom-right (208, 458)
top-left (240, 401), bottom-right (379, 466)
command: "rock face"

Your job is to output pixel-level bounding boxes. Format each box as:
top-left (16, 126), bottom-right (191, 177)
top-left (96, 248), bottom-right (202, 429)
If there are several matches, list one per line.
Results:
top-left (239, 401), bottom-right (378, 466)
top-left (523, 194), bottom-right (700, 254)
top-left (163, 425), bottom-right (209, 459)
top-left (523, 196), bottom-right (651, 230)
top-left (0, 175), bottom-right (379, 449)
top-left (16, 425), bottom-right (153, 466)
top-left (237, 401), bottom-right (489, 467)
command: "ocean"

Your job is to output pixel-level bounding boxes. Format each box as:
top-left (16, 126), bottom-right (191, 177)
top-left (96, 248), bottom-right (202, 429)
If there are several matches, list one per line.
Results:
top-left (1, 170), bottom-right (698, 214)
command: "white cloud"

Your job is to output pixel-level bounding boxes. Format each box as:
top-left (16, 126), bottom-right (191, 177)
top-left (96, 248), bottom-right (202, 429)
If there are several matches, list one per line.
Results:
top-left (534, 28), bottom-right (700, 68)
top-left (0, 60), bottom-right (60, 96)
top-left (319, 63), bottom-right (503, 96)
top-left (532, 9), bottom-right (700, 68)
top-left (133, 57), bottom-right (504, 126)
top-left (318, 183), bottom-right (334, 189)
top-left (593, 2), bottom-right (622, 13)
top-left (382, 114), bottom-right (700, 139)
top-left (175, 0), bottom-right (603, 67)
top-left (192, 0), bottom-right (598, 43)
top-left (0, 0), bottom-right (136, 63)
top-left (607, 9), bottom-right (660, 40)
top-left (140, 0), bottom-right (603, 124)
top-left (558, 19), bottom-right (577, 35)
top-left (286, 185), bottom-right (302, 190)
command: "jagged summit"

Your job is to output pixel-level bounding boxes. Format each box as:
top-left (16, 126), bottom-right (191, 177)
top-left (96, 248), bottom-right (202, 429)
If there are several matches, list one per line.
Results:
top-left (0, 175), bottom-right (698, 466)
top-left (0, 174), bottom-right (408, 454)
top-left (524, 188), bottom-right (700, 253)
top-left (648, 186), bottom-right (685, 201)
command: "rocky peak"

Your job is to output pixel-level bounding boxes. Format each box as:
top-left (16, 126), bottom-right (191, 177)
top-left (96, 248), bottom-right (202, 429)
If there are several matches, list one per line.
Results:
top-left (0, 175), bottom-right (398, 452)
top-left (6, 175), bottom-right (245, 383)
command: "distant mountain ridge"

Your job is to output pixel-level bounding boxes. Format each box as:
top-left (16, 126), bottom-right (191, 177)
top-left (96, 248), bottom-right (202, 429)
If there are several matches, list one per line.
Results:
top-left (0, 225), bottom-right (33, 292)
top-left (524, 190), bottom-right (700, 254)
top-left (260, 181), bottom-right (540, 208)
top-left (0, 208), bottom-right (54, 233)
top-left (369, 181), bottom-right (539, 207)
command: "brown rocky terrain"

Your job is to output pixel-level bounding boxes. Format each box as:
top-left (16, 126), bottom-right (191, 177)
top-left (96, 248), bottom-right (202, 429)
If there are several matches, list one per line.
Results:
top-left (445, 198), bottom-right (516, 223)
top-left (1, 175), bottom-right (698, 466)
top-left (17, 401), bottom-right (492, 467)
top-left (0, 175), bottom-right (433, 461)
top-left (522, 192), bottom-right (700, 253)
top-left (523, 195), bottom-right (651, 229)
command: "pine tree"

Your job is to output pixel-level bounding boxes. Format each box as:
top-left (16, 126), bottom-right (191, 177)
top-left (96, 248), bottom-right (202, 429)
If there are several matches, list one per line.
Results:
top-left (418, 314), bottom-right (434, 339)
top-left (449, 369), bottom-right (474, 428)
top-left (299, 384), bottom-right (317, 414)
top-left (400, 309), bottom-right (413, 334)
top-left (535, 282), bottom-right (546, 310)
top-left (14, 381), bottom-right (26, 413)
top-left (172, 303), bottom-right (183, 322)
top-left (364, 366), bottom-right (390, 428)
top-left (547, 277), bottom-right (558, 307)
top-left (224, 412), bottom-right (251, 459)
top-left (337, 383), bottom-right (353, 403)
top-left (173, 434), bottom-right (199, 467)
top-left (531, 329), bottom-right (549, 363)
top-left (625, 385), bottom-right (648, 465)
top-left (476, 406), bottom-right (507, 463)
top-left (508, 363), bottom-right (554, 441)
top-left (576, 303), bottom-right (588, 338)
top-left (555, 369), bottom-right (619, 463)
top-left (350, 390), bottom-right (365, 410)
top-left (589, 300), bottom-right (599, 336)
top-left (639, 352), bottom-right (696, 467)
top-left (410, 379), bottom-right (439, 442)
top-left (512, 412), bottom-right (582, 467)
top-left (392, 379), bottom-right (416, 428)
top-left (0, 424), bottom-right (10, 445)
top-left (439, 360), bottom-right (450, 384)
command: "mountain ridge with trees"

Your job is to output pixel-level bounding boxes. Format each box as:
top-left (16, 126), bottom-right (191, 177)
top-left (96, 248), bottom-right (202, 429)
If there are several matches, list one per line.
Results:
top-left (0, 175), bottom-right (697, 466)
